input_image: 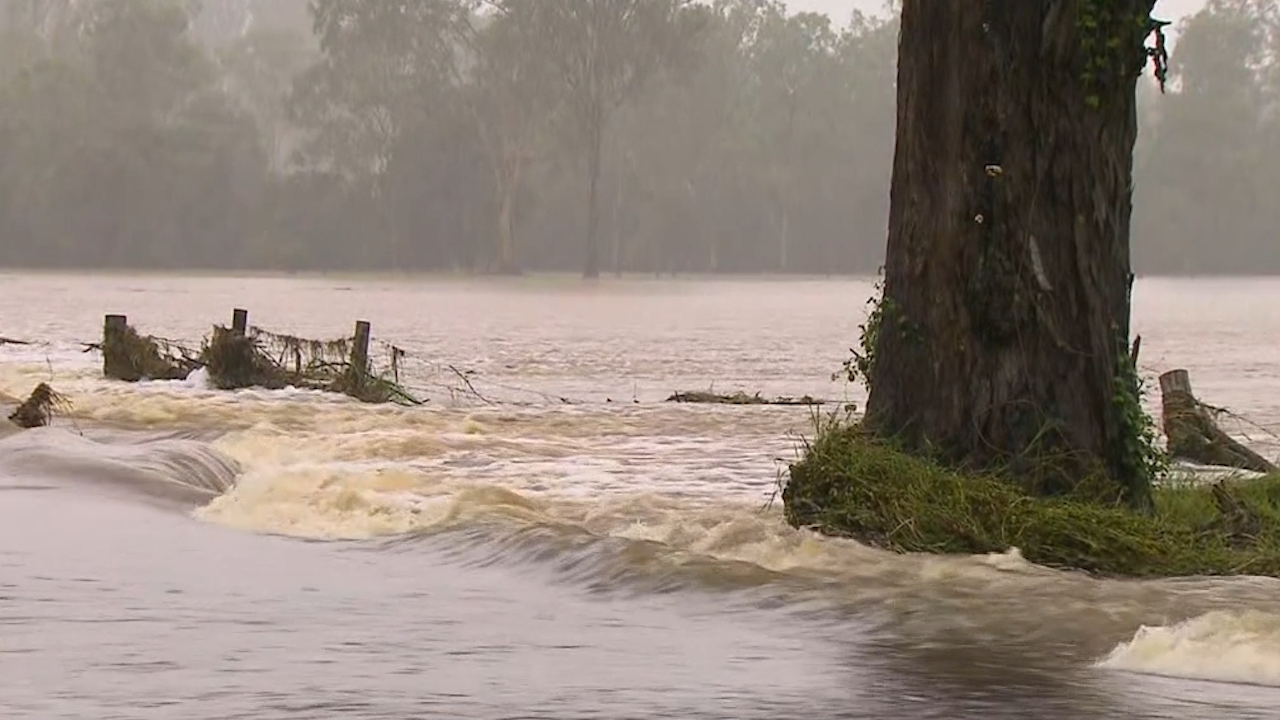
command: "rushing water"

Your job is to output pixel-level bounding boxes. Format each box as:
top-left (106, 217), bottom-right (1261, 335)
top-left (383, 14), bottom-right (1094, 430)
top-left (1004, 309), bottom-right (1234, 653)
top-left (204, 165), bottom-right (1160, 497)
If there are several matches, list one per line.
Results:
top-left (2, 272), bottom-right (1280, 720)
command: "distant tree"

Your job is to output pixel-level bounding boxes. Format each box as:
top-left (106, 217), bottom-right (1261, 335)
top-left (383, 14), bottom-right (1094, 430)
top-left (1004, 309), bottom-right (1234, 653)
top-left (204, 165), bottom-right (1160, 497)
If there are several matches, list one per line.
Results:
top-left (288, 0), bottom-right (472, 265)
top-left (459, 7), bottom-right (566, 273)
top-left (500, 0), bottom-right (707, 278)
top-left (1132, 0), bottom-right (1279, 273)
top-left (745, 6), bottom-right (841, 271)
top-left (0, 0), bottom-right (265, 268)
top-left (217, 27), bottom-right (317, 171)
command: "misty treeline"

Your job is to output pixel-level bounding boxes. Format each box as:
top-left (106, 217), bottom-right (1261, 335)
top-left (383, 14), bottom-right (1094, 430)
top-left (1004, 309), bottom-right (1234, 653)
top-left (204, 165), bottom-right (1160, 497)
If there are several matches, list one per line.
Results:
top-left (0, 0), bottom-right (1273, 275)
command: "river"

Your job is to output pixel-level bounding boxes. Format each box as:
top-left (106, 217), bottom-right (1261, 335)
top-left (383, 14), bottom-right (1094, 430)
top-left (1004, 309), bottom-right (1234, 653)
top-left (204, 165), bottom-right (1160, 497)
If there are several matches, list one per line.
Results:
top-left (1, 273), bottom-right (1278, 719)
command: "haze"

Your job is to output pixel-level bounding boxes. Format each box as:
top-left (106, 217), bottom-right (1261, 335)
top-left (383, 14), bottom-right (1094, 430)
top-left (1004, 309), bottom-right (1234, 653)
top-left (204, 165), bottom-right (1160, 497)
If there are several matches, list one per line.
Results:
top-left (791, 0), bottom-right (1206, 22)
top-left (0, 0), bottom-right (1271, 275)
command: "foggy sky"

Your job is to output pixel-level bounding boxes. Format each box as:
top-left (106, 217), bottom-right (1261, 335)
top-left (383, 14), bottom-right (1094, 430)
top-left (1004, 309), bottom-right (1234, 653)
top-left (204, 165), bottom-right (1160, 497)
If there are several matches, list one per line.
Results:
top-left (790, 0), bottom-right (1208, 23)
top-left (0, 0), bottom-right (1267, 276)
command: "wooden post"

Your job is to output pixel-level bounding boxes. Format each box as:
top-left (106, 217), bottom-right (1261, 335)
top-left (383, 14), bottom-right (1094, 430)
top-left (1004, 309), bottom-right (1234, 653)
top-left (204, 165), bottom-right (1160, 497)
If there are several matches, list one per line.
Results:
top-left (104, 314), bottom-right (127, 340)
top-left (1159, 368), bottom-right (1191, 399)
top-left (351, 320), bottom-right (371, 377)
top-left (231, 308), bottom-right (248, 336)
top-left (103, 314), bottom-right (127, 378)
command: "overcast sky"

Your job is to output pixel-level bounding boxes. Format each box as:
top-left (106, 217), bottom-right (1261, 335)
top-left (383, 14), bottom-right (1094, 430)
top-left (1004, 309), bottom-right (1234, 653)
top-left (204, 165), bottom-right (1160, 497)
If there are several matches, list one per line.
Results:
top-left (789, 0), bottom-right (1207, 24)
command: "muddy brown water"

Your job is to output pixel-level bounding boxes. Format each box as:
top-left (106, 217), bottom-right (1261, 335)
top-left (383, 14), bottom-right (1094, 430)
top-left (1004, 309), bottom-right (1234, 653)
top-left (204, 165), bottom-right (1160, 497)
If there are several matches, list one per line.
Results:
top-left (2, 273), bottom-right (1279, 719)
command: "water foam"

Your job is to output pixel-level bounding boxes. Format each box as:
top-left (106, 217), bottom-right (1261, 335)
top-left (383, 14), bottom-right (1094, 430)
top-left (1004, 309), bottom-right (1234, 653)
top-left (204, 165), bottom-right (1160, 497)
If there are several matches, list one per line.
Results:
top-left (1097, 610), bottom-right (1280, 687)
top-left (194, 425), bottom-right (1065, 603)
top-left (10, 358), bottom-right (1280, 636)
top-left (0, 426), bottom-right (240, 506)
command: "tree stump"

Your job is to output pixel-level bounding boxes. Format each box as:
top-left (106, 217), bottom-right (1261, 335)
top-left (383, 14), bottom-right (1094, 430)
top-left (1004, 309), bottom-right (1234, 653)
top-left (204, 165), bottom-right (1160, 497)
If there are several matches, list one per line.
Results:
top-left (102, 314), bottom-right (131, 380)
top-left (1159, 369), bottom-right (1276, 473)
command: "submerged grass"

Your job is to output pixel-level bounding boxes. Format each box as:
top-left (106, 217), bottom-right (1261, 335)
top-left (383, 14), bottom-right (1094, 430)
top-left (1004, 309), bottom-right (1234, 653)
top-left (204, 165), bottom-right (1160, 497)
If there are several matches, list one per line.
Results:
top-left (783, 419), bottom-right (1280, 578)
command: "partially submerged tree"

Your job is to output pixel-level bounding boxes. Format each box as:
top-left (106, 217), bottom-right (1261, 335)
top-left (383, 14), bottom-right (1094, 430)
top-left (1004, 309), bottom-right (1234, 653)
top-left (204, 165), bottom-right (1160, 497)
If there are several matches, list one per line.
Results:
top-left (861, 1), bottom-right (1170, 508)
top-left (459, 6), bottom-right (565, 274)
top-left (288, 0), bottom-right (472, 266)
top-left (505, 0), bottom-right (707, 278)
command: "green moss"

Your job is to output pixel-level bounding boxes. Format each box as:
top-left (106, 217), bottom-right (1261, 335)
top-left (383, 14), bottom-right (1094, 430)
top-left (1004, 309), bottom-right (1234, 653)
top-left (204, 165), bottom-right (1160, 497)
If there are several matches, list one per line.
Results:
top-left (783, 419), bottom-right (1280, 578)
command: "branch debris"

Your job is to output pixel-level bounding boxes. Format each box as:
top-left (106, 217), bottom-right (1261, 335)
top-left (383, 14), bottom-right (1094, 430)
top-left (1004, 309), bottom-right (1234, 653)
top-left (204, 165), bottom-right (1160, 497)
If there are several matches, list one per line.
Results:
top-left (8, 382), bottom-right (71, 429)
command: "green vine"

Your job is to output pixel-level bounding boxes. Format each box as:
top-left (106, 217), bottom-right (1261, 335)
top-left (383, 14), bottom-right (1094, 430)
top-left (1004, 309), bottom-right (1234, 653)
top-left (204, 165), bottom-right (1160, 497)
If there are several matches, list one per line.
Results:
top-left (835, 272), bottom-right (890, 393)
top-left (1078, 3), bottom-right (1171, 109)
top-left (836, 271), bottom-right (921, 396)
top-left (1112, 333), bottom-right (1167, 510)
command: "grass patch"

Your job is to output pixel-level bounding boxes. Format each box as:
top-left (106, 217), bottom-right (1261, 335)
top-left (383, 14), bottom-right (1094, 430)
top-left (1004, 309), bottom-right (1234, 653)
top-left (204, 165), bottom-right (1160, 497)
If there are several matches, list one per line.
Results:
top-left (783, 419), bottom-right (1280, 578)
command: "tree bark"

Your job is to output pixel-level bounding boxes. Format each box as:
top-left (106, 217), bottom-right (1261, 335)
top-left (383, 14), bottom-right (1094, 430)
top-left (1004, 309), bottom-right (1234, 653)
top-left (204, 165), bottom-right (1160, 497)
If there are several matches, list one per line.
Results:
top-left (864, 0), bottom-right (1158, 507)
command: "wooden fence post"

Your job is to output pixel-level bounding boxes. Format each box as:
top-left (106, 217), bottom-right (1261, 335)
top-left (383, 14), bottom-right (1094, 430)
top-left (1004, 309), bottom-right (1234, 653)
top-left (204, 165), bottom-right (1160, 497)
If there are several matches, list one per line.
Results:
top-left (351, 320), bottom-right (371, 378)
top-left (103, 314), bottom-right (127, 378)
top-left (232, 308), bottom-right (249, 336)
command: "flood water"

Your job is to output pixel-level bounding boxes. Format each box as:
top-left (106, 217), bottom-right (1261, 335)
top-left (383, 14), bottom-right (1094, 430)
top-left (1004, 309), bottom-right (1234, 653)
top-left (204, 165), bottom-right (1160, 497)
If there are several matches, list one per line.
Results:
top-left (2, 273), bottom-right (1279, 719)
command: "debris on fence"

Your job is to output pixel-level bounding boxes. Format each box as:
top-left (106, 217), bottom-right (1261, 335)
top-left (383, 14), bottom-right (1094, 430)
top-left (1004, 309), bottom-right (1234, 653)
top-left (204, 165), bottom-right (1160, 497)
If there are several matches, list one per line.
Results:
top-left (8, 382), bottom-right (70, 429)
top-left (102, 314), bottom-right (202, 382)
top-left (201, 318), bottom-right (420, 405)
top-left (100, 310), bottom-right (421, 406)
top-left (665, 390), bottom-right (823, 406)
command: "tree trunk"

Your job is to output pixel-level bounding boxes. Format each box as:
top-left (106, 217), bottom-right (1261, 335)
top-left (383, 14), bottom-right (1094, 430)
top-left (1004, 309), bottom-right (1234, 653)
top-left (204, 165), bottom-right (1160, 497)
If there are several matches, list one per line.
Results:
top-left (583, 105), bottom-right (603, 280)
top-left (1159, 369), bottom-right (1276, 473)
top-left (494, 152), bottom-right (520, 274)
top-left (777, 203), bottom-right (790, 273)
top-left (864, 0), bottom-right (1158, 508)
top-left (611, 146), bottom-right (625, 277)
top-left (496, 180), bottom-right (516, 273)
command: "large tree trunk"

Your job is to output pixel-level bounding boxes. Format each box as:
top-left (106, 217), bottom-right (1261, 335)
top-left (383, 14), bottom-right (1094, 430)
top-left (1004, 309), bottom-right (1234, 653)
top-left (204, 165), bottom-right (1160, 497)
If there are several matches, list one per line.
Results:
top-left (864, 0), bottom-right (1158, 507)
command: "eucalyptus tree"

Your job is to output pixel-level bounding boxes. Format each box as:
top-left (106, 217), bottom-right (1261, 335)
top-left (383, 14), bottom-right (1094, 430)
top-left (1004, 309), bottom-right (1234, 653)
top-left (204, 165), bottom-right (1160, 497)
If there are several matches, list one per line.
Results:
top-left (288, 0), bottom-right (474, 266)
top-left (495, 0), bottom-right (708, 278)
top-left (1132, 0), bottom-right (1280, 273)
top-left (457, 5), bottom-right (566, 273)
top-left (863, 1), bottom-right (1171, 507)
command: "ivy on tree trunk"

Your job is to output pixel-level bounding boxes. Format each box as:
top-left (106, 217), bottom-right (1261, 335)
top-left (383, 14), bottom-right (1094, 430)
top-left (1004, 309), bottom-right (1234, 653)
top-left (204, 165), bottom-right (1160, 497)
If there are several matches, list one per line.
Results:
top-left (864, 0), bottom-right (1163, 509)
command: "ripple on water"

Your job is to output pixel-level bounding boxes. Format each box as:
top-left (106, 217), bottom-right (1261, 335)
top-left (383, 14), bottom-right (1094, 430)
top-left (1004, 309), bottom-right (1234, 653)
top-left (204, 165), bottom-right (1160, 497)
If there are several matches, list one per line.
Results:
top-left (4, 277), bottom-right (1280, 718)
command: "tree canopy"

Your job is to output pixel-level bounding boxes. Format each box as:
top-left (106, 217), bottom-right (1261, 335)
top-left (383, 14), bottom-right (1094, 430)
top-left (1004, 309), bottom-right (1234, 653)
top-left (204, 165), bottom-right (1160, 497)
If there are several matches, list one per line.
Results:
top-left (0, 0), bottom-right (1272, 275)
